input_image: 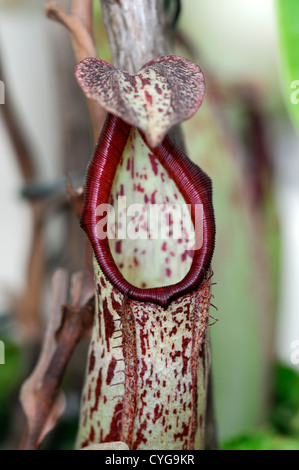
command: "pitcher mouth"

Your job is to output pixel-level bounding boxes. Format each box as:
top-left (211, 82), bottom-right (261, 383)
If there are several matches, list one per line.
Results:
top-left (81, 113), bottom-right (215, 309)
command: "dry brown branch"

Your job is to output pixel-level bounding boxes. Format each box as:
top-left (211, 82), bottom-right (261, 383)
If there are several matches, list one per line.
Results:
top-left (0, 84), bottom-right (36, 180)
top-left (19, 176), bottom-right (96, 449)
top-left (19, 269), bottom-right (95, 450)
top-left (72, 0), bottom-right (94, 36)
top-left (46, 1), bottom-right (96, 60)
top-left (13, 203), bottom-right (45, 342)
top-left (66, 177), bottom-right (95, 306)
top-left (0, 57), bottom-right (46, 341)
top-left (46, 0), bottom-right (106, 141)
top-left (19, 270), bottom-right (68, 449)
top-left (65, 176), bottom-right (84, 219)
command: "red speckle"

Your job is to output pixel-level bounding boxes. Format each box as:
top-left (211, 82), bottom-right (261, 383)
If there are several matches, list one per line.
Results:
top-left (182, 337), bottom-right (191, 376)
top-left (149, 153), bottom-right (159, 176)
top-left (132, 420), bottom-right (147, 449)
top-left (141, 77), bottom-right (151, 87)
top-left (174, 422), bottom-right (189, 441)
top-left (90, 369), bottom-right (102, 417)
top-left (181, 250), bottom-right (194, 262)
top-left (89, 426), bottom-right (95, 442)
top-left (145, 90), bottom-right (153, 105)
top-left (151, 190), bottom-right (158, 204)
top-left (166, 268), bottom-right (172, 277)
top-left (111, 292), bottom-right (122, 311)
top-left (106, 357), bottom-right (117, 385)
top-left (155, 83), bottom-right (163, 94)
top-left (80, 438), bottom-right (89, 449)
top-left (136, 182), bottom-right (144, 193)
top-left (153, 404), bottom-right (164, 424)
top-left (103, 402), bottom-right (123, 443)
top-left (161, 242), bottom-right (167, 251)
top-left (166, 213), bottom-right (173, 226)
top-left (88, 350), bottom-right (96, 373)
top-left (116, 240), bottom-right (122, 254)
top-left (169, 326), bottom-right (178, 337)
top-left (140, 357), bottom-right (148, 379)
top-left (171, 350), bottom-right (181, 361)
top-left (103, 298), bottom-right (116, 351)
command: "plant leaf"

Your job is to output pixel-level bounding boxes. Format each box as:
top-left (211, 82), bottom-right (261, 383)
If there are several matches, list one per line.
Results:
top-left (75, 56), bottom-right (205, 147)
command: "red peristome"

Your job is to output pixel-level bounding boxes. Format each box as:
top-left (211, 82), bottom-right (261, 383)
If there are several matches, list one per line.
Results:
top-left (81, 113), bottom-right (215, 308)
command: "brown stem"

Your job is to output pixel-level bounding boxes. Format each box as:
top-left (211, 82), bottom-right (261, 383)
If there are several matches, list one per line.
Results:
top-left (72, 0), bottom-right (94, 36)
top-left (19, 270), bottom-right (95, 450)
top-left (17, 0), bottom-right (100, 450)
top-left (46, 0), bottom-right (106, 142)
top-left (0, 57), bottom-right (46, 341)
top-left (0, 57), bottom-right (36, 180)
top-left (46, 1), bottom-right (97, 60)
top-left (99, 0), bottom-right (186, 150)
top-left (100, 0), bottom-right (167, 73)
